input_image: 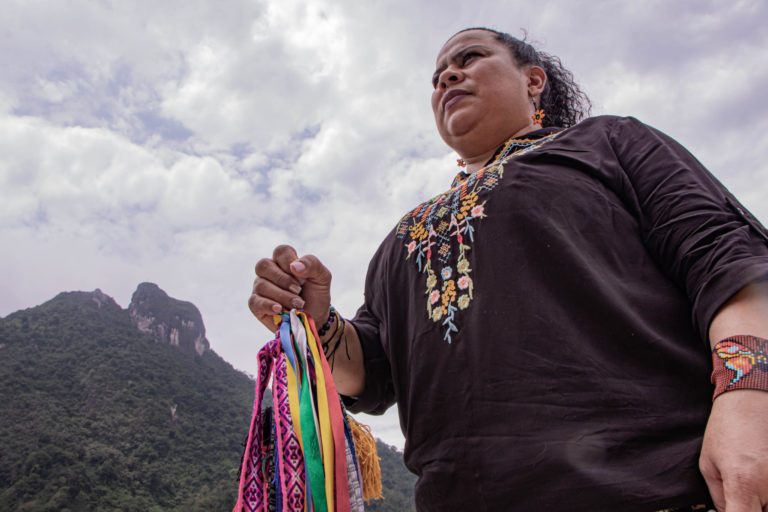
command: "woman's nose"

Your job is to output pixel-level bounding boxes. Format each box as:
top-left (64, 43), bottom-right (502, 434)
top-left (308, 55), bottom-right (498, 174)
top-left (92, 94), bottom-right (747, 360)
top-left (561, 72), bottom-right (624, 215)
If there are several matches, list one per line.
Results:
top-left (438, 67), bottom-right (464, 89)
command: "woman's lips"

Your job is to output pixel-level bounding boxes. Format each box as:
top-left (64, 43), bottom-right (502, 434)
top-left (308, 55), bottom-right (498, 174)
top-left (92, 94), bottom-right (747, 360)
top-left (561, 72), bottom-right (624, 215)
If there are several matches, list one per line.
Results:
top-left (442, 90), bottom-right (470, 113)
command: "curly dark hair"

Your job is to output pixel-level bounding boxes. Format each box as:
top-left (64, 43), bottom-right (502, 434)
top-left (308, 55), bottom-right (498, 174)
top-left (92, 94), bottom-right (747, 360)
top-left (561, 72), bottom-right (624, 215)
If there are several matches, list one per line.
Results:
top-left (454, 28), bottom-right (591, 128)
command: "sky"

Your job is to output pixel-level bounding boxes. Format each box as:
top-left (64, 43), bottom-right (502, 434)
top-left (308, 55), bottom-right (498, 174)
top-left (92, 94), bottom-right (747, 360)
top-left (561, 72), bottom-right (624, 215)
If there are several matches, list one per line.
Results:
top-left (2, 0), bottom-right (767, 449)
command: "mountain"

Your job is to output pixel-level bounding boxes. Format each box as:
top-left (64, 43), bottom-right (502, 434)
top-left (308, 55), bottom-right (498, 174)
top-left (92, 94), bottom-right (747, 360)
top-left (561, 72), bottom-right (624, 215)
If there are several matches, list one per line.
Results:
top-left (0, 285), bottom-right (415, 511)
top-left (128, 282), bottom-right (210, 357)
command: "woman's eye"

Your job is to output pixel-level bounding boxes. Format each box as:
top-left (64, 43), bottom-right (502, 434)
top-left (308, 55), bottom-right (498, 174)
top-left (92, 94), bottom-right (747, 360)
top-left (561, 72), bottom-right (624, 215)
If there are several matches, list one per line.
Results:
top-left (462, 52), bottom-right (480, 65)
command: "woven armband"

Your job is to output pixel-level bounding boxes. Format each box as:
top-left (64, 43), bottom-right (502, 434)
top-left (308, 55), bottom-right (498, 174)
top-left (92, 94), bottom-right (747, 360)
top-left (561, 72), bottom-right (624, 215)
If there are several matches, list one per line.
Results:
top-left (711, 335), bottom-right (768, 400)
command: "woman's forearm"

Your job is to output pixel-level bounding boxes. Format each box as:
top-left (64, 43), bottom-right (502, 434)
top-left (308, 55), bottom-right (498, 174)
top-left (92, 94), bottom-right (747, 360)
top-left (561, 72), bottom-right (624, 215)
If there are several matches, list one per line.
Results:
top-left (324, 319), bottom-right (366, 397)
top-left (708, 281), bottom-right (768, 346)
top-left (701, 280), bottom-right (768, 507)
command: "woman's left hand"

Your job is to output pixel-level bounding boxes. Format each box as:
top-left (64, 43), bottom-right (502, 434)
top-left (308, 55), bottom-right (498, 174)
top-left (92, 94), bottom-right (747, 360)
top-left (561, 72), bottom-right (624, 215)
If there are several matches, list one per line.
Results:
top-left (700, 390), bottom-right (768, 512)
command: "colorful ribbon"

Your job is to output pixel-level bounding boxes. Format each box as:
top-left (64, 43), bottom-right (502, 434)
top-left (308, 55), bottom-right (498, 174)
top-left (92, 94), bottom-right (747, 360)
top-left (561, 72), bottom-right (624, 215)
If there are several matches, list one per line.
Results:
top-left (234, 310), bottom-right (365, 512)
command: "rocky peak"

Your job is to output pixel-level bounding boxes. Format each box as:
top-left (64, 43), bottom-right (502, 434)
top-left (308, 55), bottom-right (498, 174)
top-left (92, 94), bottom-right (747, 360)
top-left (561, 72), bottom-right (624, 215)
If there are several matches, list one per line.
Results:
top-left (128, 282), bottom-right (210, 356)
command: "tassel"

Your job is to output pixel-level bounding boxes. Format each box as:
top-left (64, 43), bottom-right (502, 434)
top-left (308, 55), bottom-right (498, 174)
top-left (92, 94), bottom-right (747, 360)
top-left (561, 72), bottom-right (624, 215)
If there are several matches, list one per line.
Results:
top-left (347, 415), bottom-right (383, 501)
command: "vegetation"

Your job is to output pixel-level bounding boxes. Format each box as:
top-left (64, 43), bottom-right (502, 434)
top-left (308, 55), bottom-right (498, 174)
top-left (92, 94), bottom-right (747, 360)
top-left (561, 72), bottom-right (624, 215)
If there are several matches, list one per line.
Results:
top-left (368, 441), bottom-right (417, 512)
top-left (0, 290), bottom-right (415, 511)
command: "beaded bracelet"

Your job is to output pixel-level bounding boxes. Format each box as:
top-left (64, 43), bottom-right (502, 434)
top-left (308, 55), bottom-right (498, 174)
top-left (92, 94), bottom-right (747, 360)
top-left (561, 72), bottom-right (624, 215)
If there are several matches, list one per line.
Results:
top-left (317, 306), bottom-right (337, 337)
top-left (323, 319), bottom-right (346, 361)
top-left (711, 335), bottom-right (768, 400)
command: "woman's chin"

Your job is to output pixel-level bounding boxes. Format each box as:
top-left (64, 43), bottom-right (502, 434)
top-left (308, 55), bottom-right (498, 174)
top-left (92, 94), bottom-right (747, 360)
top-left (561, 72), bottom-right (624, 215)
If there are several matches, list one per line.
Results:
top-left (442, 116), bottom-right (479, 142)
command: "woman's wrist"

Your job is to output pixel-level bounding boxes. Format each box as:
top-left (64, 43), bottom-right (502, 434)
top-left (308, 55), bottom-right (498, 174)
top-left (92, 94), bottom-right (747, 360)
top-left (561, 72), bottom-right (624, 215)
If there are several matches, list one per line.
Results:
top-left (317, 306), bottom-right (337, 338)
top-left (319, 307), bottom-right (342, 344)
top-left (320, 311), bottom-right (346, 361)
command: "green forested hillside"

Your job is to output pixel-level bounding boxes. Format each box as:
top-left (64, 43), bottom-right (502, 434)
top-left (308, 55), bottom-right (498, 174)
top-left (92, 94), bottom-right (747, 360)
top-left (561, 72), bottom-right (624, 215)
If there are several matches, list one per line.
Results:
top-left (368, 442), bottom-right (417, 512)
top-left (0, 289), bottom-right (414, 511)
top-left (0, 291), bottom-right (252, 511)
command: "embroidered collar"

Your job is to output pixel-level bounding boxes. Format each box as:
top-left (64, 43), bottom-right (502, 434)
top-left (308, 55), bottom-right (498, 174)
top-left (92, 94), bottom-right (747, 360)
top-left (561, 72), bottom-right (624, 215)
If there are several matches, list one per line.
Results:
top-left (452, 126), bottom-right (562, 187)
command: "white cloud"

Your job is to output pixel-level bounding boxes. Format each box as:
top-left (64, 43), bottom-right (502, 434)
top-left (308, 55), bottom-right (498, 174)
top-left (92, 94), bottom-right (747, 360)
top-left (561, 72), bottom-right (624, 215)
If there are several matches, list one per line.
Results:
top-left (2, 0), bottom-right (768, 449)
top-left (0, 115), bottom-right (258, 233)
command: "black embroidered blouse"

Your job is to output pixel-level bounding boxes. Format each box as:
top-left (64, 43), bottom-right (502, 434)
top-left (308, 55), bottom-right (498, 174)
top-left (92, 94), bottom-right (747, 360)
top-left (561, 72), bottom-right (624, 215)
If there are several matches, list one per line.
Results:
top-left (347, 115), bottom-right (768, 511)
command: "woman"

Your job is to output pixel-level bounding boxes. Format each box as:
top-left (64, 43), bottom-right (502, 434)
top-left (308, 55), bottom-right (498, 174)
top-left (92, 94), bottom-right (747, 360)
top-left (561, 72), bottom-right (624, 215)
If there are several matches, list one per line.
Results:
top-left (249, 28), bottom-right (768, 511)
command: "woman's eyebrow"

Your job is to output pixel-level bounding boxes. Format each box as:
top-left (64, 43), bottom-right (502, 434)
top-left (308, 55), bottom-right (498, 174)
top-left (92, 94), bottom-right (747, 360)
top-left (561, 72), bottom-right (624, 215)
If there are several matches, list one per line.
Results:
top-left (432, 44), bottom-right (488, 83)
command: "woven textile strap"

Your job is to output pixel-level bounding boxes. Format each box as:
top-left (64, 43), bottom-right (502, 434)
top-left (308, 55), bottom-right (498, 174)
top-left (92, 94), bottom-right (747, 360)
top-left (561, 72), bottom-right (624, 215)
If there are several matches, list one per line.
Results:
top-left (274, 347), bottom-right (307, 509)
top-left (234, 337), bottom-right (307, 511)
top-left (344, 421), bottom-right (365, 512)
top-left (234, 338), bottom-right (278, 511)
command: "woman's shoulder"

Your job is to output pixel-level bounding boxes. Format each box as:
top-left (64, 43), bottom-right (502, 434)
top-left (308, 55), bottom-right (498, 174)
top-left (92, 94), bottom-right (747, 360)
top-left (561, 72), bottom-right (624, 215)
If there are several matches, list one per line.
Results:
top-left (556, 115), bottom-right (661, 150)
top-left (567, 114), bottom-right (647, 132)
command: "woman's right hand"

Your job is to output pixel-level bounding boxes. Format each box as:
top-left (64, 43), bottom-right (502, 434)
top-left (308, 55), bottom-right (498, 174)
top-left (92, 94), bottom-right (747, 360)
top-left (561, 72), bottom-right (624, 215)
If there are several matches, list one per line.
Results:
top-left (248, 245), bottom-right (333, 333)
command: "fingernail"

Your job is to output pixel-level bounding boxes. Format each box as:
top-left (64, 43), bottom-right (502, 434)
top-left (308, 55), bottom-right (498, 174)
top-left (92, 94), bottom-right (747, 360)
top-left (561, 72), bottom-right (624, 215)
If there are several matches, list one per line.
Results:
top-left (290, 261), bottom-right (306, 273)
top-left (291, 298), bottom-right (305, 309)
top-left (271, 304), bottom-right (282, 313)
top-left (289, 284), bottom-right (302, 294)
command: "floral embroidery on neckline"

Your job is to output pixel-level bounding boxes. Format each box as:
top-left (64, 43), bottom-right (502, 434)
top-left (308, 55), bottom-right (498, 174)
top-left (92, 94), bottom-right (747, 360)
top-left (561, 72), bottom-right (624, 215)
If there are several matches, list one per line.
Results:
top-left (396, 131), bottom-right (562, 343)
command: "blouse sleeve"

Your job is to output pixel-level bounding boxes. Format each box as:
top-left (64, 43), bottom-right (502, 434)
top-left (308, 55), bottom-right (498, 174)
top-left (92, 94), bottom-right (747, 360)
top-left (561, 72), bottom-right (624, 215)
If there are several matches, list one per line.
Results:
top-left (608, 116), bottom-right (768, 343)
top-left (344, 245), bottom-right (396, 415)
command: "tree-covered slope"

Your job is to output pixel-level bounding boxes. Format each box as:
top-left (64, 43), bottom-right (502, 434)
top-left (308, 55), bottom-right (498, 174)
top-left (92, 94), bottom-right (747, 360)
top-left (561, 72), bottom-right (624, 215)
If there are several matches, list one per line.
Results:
top-left (368, 441), bottom-right (417, 512)
top-left (0, 290), bottom-right (253, 511)
top-left (0, 288), bottom-right (415, 511)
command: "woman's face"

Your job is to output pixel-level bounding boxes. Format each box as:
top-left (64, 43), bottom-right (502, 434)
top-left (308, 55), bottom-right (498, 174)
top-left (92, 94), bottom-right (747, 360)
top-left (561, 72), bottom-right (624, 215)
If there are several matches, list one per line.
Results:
top-left (431, 30), bottom-right (540, 157)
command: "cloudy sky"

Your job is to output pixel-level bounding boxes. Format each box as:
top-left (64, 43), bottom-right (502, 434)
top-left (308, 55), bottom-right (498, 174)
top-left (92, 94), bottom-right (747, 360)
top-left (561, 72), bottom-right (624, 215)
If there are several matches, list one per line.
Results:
top-left (2, 0), bottom-right (767, 448)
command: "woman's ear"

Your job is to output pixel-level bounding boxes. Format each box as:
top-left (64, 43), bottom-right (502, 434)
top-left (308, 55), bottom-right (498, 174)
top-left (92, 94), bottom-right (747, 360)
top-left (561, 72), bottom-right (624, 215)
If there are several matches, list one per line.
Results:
top-left (527, 65), bottom-right (547, 98)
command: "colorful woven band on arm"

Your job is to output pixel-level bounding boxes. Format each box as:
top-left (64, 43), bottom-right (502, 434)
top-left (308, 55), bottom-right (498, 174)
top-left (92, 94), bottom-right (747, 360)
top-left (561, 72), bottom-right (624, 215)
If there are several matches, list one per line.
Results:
top-left (711, 335), bottom-right (768, 400)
